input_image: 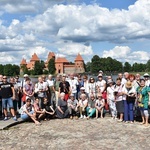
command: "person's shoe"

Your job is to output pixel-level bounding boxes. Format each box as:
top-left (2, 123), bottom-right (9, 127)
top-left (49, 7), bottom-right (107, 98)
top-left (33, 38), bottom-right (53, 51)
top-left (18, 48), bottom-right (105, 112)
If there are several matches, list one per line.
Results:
top-left (118, 119), bottom-right (123, 122)
top-left (13, 116), bottom-right (17, 121)
top-left (83, 115), bottom-right (86, 119)
top-left (3, 117), bottom-right (8, 121)
top-left (80, 115), bottom-right (83, 119)
top-left (70, 116), bottom-right (73, 119)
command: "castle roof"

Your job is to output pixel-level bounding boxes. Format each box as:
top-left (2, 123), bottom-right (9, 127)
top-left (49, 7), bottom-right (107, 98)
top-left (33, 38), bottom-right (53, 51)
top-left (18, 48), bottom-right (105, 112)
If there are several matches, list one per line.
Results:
top-left (46, 52), bottom-right (55, 63)
top-left (30, 53), bottom-right (40, 62)
top-left (75, 53), bottom-right (84, 61)
top-left (55, 57), bottom-right (69, 63)
top-left (20, 58), bottom-right (27, 65)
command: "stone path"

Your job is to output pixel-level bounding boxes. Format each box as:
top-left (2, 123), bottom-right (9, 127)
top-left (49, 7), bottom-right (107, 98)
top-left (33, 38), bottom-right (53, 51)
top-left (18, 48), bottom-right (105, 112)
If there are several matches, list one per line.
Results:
top-left (0, 118), bottom-right (23, 130)
top-left (0, 117), bottom-right (150, 150)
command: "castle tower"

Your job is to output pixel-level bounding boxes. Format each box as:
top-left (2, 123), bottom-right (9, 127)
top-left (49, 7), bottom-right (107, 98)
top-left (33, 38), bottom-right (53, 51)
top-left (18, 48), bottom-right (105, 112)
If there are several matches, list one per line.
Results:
top-left (20, 58), bottom-right (27, 74)
top-left (74, 53), bottom-right (85, 73)
top-left (45, 52), bottom-right (55, 69)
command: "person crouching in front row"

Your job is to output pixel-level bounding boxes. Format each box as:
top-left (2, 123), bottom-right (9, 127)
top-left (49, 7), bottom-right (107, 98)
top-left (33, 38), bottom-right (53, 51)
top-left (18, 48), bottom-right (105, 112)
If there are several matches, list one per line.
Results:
top-left (86, 94), bottom-right (96, 120)
top-left (42, 97), bottom-right (55, 120)
top-left (95, 93), bottom-right (105, 118)
top-left (67, 94), bottom-right (79, 119)
top-left (78, 93), bottom-right (88, 119)
top-left (20, 98), bottom-right (41, 125)
top-left (56, 92), bottom-right (69, 119)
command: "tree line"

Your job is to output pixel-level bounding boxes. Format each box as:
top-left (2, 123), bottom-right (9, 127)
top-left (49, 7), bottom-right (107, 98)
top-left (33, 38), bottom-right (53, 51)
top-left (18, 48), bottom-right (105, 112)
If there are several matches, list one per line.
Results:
top-left (0, 55), bottom-right (150, 76)
top-left (85, 55), bottom-right (150, 74)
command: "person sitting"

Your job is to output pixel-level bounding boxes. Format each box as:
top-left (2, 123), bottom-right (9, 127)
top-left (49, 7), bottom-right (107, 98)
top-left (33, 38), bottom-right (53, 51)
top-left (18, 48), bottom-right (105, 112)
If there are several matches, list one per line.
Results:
top-left (33, 98), bottom-right (46, 121)
top-left (20, 98), bottom-right (41, 125)
top-left (43, 97), bottom-right (55, 120)
top-left (95, 93), bottom-right (105, 118)
top-left (67, 94), bottom-right (79, 119)
top-left (86, 94), bottom-right (96, 119)
top-left (56, 92), bottom-right (69, 119)
top-left (78, 93), bottom-right (88, 119)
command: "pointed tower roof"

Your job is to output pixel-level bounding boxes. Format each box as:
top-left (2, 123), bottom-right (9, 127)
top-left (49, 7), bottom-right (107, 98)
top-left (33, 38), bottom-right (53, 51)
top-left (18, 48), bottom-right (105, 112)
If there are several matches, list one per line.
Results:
top-left (20, 58), bottom-right (27, 65)
top-left (30, 53), bottom-right (40, 62)
top-left (75, 53), bottom-right (83, 61)
top-left (55, 57), bottom-right (69, 63)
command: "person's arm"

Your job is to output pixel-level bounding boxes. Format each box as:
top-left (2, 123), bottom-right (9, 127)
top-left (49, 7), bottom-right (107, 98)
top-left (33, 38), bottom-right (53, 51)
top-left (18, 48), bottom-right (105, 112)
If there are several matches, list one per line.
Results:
top-left (11, 86), bottom-right (15, 100)
top-left (57, 106), bottom-right (64, 114)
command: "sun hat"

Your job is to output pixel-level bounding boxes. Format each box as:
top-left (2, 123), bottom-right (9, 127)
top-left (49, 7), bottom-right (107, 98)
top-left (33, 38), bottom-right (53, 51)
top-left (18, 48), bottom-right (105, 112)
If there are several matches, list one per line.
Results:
top-left (80, 87), bottom-right (85, 90)
top-left (125, 81), bottom-right (132, 88)
top-left (107, 79), bottom-right (113, 84)
top-left (97, 73), bottom-right (103, 77)
top-left (143, 73), bottom-right (150, 77)
top-left (23, 74), bottom-right (28, 77)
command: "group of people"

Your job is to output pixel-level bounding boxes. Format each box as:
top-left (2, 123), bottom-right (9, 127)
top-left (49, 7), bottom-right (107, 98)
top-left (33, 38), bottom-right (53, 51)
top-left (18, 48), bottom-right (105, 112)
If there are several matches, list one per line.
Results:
top-left (0, 71), bottom-right (150, 126)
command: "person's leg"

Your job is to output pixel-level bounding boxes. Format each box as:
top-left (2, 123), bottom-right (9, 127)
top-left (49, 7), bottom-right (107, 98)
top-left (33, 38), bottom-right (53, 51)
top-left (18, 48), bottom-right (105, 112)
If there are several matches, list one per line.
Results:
top-left (8, 98), bottom-right (16, 117)
top-left (140, 109), bottom-right (145, 124)
top-left (88, 108), bottom-right (96, 117)
top-left (144, 110), bottom-right (149, 126)
top-left (129, 102), bottom-right (134, 122)
top-left (124, 100), bottom-right (128, 122)
top-left (96, 109), bottom-right (99, 118)
top-left (2, 99), bottom-right (8, 119)
top-left (100, 108), bottom-right (104, 118)
top-left (86, 107), bottom-right (90, 116)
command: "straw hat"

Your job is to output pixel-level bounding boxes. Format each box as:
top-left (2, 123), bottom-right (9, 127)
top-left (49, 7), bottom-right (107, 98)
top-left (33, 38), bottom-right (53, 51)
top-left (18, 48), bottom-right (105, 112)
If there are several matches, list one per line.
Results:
top-left (125, 81), bottom-right (132, 88)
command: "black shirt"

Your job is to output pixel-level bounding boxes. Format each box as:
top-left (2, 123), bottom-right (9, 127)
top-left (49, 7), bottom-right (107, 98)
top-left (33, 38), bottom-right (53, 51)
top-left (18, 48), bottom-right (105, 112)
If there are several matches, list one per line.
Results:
top-left (0, 82), bottom-right (14, 98)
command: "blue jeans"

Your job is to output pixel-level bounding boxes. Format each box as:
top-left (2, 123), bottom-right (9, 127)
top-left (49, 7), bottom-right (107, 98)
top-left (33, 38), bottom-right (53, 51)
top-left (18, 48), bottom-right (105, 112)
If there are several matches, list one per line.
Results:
top-left (124, 100), bottom-right (134, 121)
top-left (2, 97), bottom-right (13, 109)
top-left (21, 110), bottom-right (34, 120)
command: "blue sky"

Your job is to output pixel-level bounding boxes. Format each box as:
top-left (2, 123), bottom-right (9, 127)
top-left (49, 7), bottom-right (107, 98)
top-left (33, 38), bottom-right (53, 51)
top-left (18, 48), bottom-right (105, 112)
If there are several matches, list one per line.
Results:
top-left (0, 0), bottom-right (149, 65)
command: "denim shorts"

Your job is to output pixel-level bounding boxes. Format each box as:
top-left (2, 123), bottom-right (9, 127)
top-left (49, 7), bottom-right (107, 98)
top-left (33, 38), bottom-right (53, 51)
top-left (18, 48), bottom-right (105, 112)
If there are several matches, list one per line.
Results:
top-left (21, 110), bottom-right (34, 120)
top-left (2, 97), bottom-right (14, 109)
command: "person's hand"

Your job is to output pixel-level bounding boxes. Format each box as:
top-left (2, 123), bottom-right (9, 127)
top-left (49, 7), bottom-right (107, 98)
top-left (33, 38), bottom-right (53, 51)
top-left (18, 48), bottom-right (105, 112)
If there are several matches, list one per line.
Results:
top-left (12, 96), bottom-right (15, 100)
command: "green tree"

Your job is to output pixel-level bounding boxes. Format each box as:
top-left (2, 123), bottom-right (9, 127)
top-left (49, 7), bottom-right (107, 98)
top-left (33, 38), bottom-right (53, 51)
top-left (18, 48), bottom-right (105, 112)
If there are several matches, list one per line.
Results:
top-left (0, 64), bottom-right (4, 75)
top-left (146, 59), bottom-right (150, 71)
top-left (33, 61), bottom-right (43, 75)
top-left (91, 55), bottom-right (101, 73)
top-left (4, 64), bottom-right (14, 76)
top-left (85, 62), bottom-right (91, 73)
top-left (124, 62), bottom-right (132, 72)
top-left (48, 58), bottom-right (56, 74)
top-left (12, 65), bottom-right (20, 75)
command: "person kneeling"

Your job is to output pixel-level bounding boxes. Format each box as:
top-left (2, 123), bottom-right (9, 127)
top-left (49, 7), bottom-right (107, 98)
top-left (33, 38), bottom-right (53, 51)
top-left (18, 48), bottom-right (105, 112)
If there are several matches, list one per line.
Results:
top-left (20, 98), bottom-right (41, 125)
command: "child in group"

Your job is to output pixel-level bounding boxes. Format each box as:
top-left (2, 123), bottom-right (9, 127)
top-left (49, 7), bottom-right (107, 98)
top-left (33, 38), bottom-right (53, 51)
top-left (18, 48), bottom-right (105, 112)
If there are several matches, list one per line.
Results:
top-left (95, 93), bottom-right (105, 118)
top-left (67, 94), bottom-right (79, 119)
top-left (42, 97), bottom-right (55, 120)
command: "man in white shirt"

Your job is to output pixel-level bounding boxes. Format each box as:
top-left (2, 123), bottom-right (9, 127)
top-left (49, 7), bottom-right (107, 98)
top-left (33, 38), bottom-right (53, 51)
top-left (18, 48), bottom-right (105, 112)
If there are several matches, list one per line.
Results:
top-left (68, 73), bottom-right (79, 99)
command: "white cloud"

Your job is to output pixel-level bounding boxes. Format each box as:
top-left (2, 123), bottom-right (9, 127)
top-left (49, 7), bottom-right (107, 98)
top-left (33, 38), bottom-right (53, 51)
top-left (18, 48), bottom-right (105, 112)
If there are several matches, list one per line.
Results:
top-left (0, 0), bottom-right (150, 65)
top-left (102, 46), bottom-right (150, 64)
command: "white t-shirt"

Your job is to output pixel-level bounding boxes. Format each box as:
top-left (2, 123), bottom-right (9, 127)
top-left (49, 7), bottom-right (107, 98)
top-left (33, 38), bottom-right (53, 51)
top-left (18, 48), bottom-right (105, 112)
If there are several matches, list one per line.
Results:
top-left (20, 104), bottom-right (34, 115)
top-left (47, 80), bottom-right (54, 87)
top-left (122, 86), bottom-right (136, 100)
top-left (88, 82), bottom-right (96, 94)
top-left (95, 99), bottom-right (105, 107)
top-left (79, 99), bottom-right (88, 107)
top-left (114, 84), bottom-right (124, 102)
top-left (68, 79), bottom-right (79, 93)
top-left (96, 80), bottom-right (106, 92)
top-left (107, 86), bottom-right (115, 101)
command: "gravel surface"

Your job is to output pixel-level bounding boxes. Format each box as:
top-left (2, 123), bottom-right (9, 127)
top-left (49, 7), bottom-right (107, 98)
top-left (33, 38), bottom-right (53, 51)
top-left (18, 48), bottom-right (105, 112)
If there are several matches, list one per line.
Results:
top-left (0, 117), bottom-right (150, 150)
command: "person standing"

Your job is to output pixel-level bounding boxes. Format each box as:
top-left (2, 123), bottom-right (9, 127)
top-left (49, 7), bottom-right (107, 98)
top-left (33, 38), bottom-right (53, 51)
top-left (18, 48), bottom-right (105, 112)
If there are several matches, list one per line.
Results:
top-left (0, 76), bottom-right (17, 121)
top-left (59, 74), bottom-right (71, 101)
top-left (0, 74), bottom-right (3, 118)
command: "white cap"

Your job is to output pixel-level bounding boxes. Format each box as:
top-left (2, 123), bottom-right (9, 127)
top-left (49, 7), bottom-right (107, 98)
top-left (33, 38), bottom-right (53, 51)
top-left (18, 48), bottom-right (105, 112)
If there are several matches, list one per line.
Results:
top-left (143, 73), bottom-right (150, 77)
top-left (80, 87), bottom-right (85, 90)
top-left (23, 74), bottom-right (28, 77)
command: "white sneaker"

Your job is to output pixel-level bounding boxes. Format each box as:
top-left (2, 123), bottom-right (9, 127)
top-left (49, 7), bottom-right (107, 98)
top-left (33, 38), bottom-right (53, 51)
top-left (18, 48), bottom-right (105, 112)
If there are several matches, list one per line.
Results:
top-left (83, 115), bottom-right (86, 119)
top-left (80, 115), bottom-right (83, 119)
